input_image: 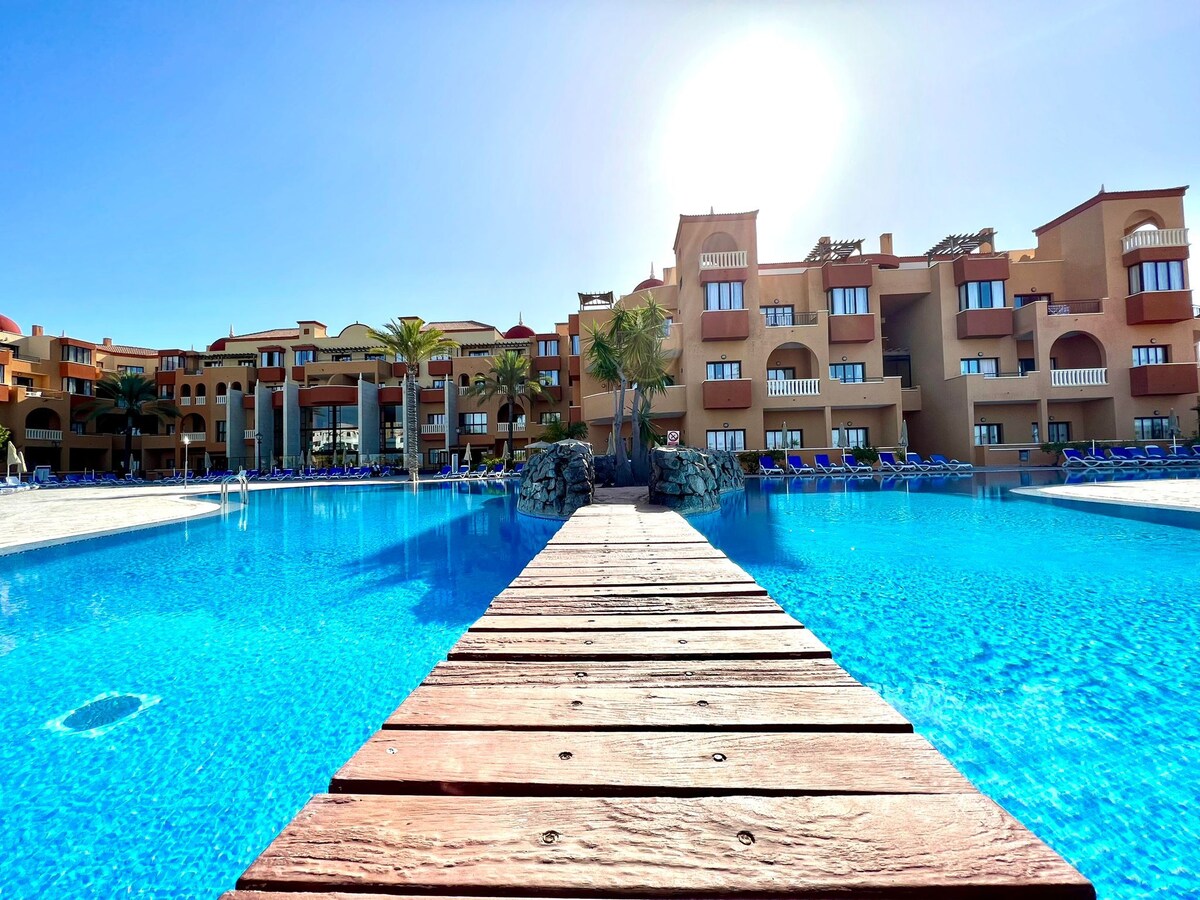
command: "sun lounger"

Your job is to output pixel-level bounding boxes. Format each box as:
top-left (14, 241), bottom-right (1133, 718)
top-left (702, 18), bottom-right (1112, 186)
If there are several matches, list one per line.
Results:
top-left (876, 452), bottom-right (914, 473)
top-left (901, 453), bottom-right (937, 472)
top-left (844, 454), bottom-right (875, 474)
top-left (929, 454), bottom-right (973, 471)
top-left (434, 465), bottom-right (454, 479)
top-left (758, 455), bottom-right (784, 476)
top-left (1140, 446), bottom-right (1172, 466)
top-left (1106, 447), bottom-right (1140, 467)
top-left (1062, 448), bottom-right (1109, 469)
top-left (785, 454), bottom-right (814, 475)
top-left (1167, 446), bottom-right (1199, 465)
top-left (467, 464), bottom-right (489, 479)
top-left (509, 462), bottom-right (525, 477)
top-left (813, 453), bottom-right (846, 474)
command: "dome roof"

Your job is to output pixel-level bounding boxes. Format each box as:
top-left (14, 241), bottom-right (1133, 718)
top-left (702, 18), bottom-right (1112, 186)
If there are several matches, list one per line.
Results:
top-left (503, 323), bottom-right (535, 339)
top-left (0, 314), bottom-right (21, 334)
top-left (633, 277), bottom-right (664, 292)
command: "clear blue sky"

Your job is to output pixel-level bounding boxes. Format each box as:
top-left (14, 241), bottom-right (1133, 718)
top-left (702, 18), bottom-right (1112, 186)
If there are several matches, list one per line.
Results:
top-left (2, 0), bottom-right (1197, 348)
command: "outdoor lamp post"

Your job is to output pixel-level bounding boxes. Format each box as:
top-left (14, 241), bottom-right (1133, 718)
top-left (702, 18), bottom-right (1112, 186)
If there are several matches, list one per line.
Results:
top-left (255, 431), bottom-right (262, 471)
top-left (182, 434), bottom-right (191, 488)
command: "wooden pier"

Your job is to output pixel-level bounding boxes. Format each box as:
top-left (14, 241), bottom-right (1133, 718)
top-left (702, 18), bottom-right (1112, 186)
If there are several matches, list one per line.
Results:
top-left (223, 502), bottom-right (1093, 899)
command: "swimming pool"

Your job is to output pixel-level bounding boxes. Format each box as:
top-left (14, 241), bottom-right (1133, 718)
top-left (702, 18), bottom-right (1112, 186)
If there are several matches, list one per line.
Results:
top-left (692, 474), bottom-right (1199, 900)
top-left (0, 482), bottom-right (559, 899)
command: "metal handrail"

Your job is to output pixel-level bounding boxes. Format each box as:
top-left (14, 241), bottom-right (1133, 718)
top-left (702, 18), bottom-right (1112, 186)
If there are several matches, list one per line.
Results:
top-left (219, 471), bottom-right (249, 507)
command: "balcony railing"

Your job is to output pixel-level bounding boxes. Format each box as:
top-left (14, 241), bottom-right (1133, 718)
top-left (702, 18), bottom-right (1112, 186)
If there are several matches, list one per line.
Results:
top-left (1051, 367), bottom-right (1107, 387)
top-left (216, 395), bottom-right (228, 405)
top-left (762, 310), bottom-right (820, 327)
top-left (1047, 299), bottom-right (1103, 316)
top-left (181, 432), bottom-right (207, 442)
top-left (498, 423), bottom-right (526, 433)
top-left (26, 428), bottom-right (63, 441)
top-left (243, 429), bottom-right (257, 440)
top-left (420, 423), bottom-right (446, 434)
top-left (1122, 227), bottom-right (1188, 254)
top-left (178, 396), bottom-right (192, 406)
top-left (193, 396), bottom-right (207, 406)
top-left (766, 378), bottom-right (821, 397)
top-left (699, 250), bottom-right (747, 271)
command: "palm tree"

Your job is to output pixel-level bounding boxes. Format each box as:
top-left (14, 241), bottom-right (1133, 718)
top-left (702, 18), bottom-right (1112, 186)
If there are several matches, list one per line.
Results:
top-left (538, 418), bottom-right (589, 443)
top-left (78, 372), bottom-right (181, 474)
top-left (368, 318), bottom-right (458, 478)
top-left (467, 350), bottom-right (543, 469)
top-left (585, 296), bottom-right (670, 485)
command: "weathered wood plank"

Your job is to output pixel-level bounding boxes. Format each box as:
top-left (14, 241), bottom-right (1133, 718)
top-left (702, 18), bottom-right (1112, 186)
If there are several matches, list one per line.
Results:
top-left (484, 594), bottom-right (782, 616)
top-left (510, 571), bottom-right (758, 588)
top-left (331, 730), bottom-right (975, 796)
top-left (449, 628), bottom-right (828, 661)
top-left (495, 582), bottom-right (770, 600)
top-left (384, 685), bottom-right (909, 731)
top-left (237, 793), bottom-right (1094, 897)
top-left (421, 658), bottom-right (861, 689)
top-left (529, 546), bottom-right (728, 564)
top-left (470, 612), bottom-right (802, 632)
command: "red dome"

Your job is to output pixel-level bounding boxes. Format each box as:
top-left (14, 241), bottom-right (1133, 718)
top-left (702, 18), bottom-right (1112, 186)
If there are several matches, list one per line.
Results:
top-left (503, 323), bottom-right (535, 339)
top-left (0, 314), bottom-right (20, 334)
top-left (633, 277), bottom-right (664, 292)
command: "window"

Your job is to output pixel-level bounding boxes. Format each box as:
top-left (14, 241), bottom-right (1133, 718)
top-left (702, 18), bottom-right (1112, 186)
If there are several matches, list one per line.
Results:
top-left (60, 345), bottom-right (93, 365)
top-left (468, 350), bottom-right (489, 357)
top-left (0, 364), bottom-right (4, 383)
top-left (958, 280), bottom-right (1007, 310)
top-left (974, 424), bottom-right (1003, 445)
top-left (61, 377), bottom-right (93, 396)
top-left (570, 335), bottom-right (580, 355)
top-left (216, 421), bottom-right (227, 443)
top-left (762, 306), bottom-right (795, 326)
top-left (160, 355), bottom-right (184, 371)
top-left (1013, 293), bottom-right (1052, 308)
top-left (961, 357), bottom-right (999, 376)
top-left (71, 422), bottom-right (86, 435)
top-left (706, 361), bottom-right (741, 380)
top-left (766, 429), bottom-right (803, 450)
top-left (1134, 416), bottom-right (1170, 440)
top-left (767, 367), bottom-right (795, 381)
top-left (427, 413), bottom-right (446, 425)
top-left (1132, 345), bottom-right (1168, 366)
top-left (14, 375), bottom-right (34, 387)
top-left (706, 429), bottom-right (745, 451)
top-left (1047, 422), bottom-right (1071, 442)
top-left (833, 427), bottom-right (869, 448)
top-left (662, 318), bottom-right (673, 337)
top-left (537, 339), bottom-right (559, 357)
top-left (259, 350), bottom-right (283, 367)
top-left (159, 385), bottom-right (174, 399)
top-left (1018, 358), bottom-right (1036, 375)
top-left (239, 359), bottom-right (254, 367)
top-left (117, 365), bottom-right (145, 374)
top-left (538, 369), bottom-right (560, 386)
top-left (365, 353), bottom-right (386, 361)
top-left (540, 412), bottom-right (562, 424)
top-left (430, 351), bottom-right (452, 361)
top-left (704, 281), bottom-right (744, 311)
top-left (432, 378), bottom-right (446, 389)
top-left (332, 354), bottom-right (352, 363)
top-left (829, 363), bottom-right (866, 383)
top-left (294, 349), bottom-right (316, 365)
top-left (828, 287), bottom-right (869, 315)
top-left (1128, 260), bottom-right (1185, 294)
top-left (459, 412), bottom-right (488, 434)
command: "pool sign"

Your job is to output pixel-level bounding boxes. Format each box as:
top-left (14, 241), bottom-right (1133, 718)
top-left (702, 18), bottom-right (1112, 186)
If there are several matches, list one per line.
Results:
top-left (666, 430), bottom-right (680, 447)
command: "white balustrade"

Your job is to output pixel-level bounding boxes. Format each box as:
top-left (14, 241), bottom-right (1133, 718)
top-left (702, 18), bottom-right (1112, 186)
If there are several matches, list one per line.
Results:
top-left (178, 396), bottom-right (192, 406)
top-left (243, 429), bottom-right (257, 440)
top-left (420, 423), bottom-right (446, 434)
top-left (193, 396), bottom-right (206, 406)
top-left (499, 423), bottom-right (526, 433)
top-left (766, 378), bottom-right (821, 397)
top-left (1051, 367), bottom-right (1107, 387)
top-left (216, 395), bottom-right (228, 405)
top-left (181, 431), bottom-right (207, 442)
top-left (698, 250), bottom-right (748, 271)
top-left (26, 428), bottom-right (63, 441)
top-left (1122, 227), bottom-right (1188, 254)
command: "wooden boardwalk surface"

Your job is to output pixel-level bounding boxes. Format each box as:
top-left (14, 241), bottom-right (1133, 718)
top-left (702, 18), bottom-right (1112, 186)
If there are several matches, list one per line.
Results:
top-left (223, 502), bottom-right (1093, 899)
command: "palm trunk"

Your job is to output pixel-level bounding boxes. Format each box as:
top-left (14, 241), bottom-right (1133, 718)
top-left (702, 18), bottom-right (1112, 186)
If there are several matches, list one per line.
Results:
top-left (124, 413), bottom-right (135, 474)
top-left (630, 388), bottom-right (647, 484)
top-left (614, 377), bottom-right (632, 486)
top-left (404, 371), bottom-right (420, 478)
top-left (507, 390), bottom-right (515, 469)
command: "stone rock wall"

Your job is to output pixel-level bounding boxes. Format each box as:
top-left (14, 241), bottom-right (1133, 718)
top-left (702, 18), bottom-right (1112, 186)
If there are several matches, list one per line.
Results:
top-left (594, 454), bottom-right (617, 487)
top-left (517, 440), bottom-right (595, 519)
top-left (708, 449), bottom-right (746, 493)
top-left (648, 447), bottom-right (720, 515)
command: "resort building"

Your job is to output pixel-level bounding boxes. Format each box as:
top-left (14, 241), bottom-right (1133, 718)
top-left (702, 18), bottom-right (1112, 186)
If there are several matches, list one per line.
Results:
top-left (0, 186), bottom-right (1194, 474)
top-left (578, 185), bottom-right (1198, 465)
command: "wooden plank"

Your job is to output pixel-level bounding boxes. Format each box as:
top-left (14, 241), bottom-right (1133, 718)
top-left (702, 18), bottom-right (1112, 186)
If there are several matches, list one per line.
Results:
top-left (449, 628), bottom-right (828, 661)
top-left (483, 594), bottom-right (783, 616)
top-left (470, 612), bottom-right (802, 632)
top-left (529, 545), bottom-right (727, 562)
top-left (510, 571), bottom-right (758, 588)
top-left (331, 730), bottom-right (975, 796)
top-left (495, 582), bottom-right (770, 600)
top-left (237, 793), bottom-right (1094, 897)
top-left (384, 685), bottom-right (909, 732)
top-left (421, 659), bottom-right (862, 689)
top-left (516, 558), bottom-right (754, 575)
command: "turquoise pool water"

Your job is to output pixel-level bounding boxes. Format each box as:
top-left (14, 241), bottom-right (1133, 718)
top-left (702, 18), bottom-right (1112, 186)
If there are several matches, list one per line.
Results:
top-left (0, 482), bottom-right (559, 899)
top-left (692, 474), bottom-right (1199, 900)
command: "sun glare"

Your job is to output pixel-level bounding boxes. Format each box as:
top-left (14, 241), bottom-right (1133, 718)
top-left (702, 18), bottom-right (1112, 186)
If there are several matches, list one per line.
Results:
top-left (657, 30), bottom-right (849, 219)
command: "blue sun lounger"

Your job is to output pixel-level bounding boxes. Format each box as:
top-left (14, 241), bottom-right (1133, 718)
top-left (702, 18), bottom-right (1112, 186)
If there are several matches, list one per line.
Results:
top-left (814, 453), bottom-right (846, 474)
top-left (786, 454), bottom-right (814, 475)
top-left (758, 455), bottom-right (783, 475)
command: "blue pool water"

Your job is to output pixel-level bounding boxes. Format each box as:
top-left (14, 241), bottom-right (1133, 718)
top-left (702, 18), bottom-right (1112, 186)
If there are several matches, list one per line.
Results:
top-left (0, 482), bottom-right (559, 899)
top-left (692, 474), bottom-right (1200, 900)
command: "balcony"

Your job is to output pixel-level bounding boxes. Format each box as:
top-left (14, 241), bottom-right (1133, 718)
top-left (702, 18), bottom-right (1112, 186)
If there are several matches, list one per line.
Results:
top-left (702, 378), bottom-right (752, 409)
top-left (1125, 290), bottom-right (1195, 325)
top-left (428, 359), bottom-right (453, 377)
top-left (193, 396), bottom-right (207, 406)
top-left (497, 422), bottom-right (526, 433)
top-left (824, 377), bottom-right (901, 409)
top-left (1122, 227), bottom-right (1189, 264)
top-left (700, 308), bottom-right (750, 341)
top-left (179, 396), bottom-right (192, 406)
top-left (1129, 363), bottom-right (1200, 397)
top-left (25, 428), bottom-right (63, 442)
top-left (828, 314), bottom-right (876, 343)
top-left (243, 429), bottom-right (257, 440)
top-left (1051, 368), bottom-right (1107, 387)
top-left (766, 378), bottom-right (821, 398)
top-left (761, 310), bottom-right (819, 328)
top-left (901, 385), bottom-right (922, 412)
top-left (698, 250), bottom-right (747, 272)
top-left (956, 307), bottom-right (1014, 339)
top-left (216, 395), bottom-right (229, 405)
top-left (181, 432), bottom-right (207, 442)
top-left (420, 423), bottom-right (447, 434)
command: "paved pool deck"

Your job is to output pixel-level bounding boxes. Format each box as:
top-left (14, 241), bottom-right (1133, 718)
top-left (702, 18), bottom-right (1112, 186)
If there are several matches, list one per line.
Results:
top-left (1015, 478), bottom-right (1200, 517)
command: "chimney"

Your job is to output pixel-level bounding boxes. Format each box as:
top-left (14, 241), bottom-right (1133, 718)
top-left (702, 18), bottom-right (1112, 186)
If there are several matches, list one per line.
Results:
top-left (879, 233), bottom-right (894, 255)
top-left (103, 337), bottom-right (113, 347)
top-left (32, 324), bottom-right (44, 337)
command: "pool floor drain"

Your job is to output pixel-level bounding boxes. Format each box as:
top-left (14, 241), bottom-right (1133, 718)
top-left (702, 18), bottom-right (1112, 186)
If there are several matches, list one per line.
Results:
top-left (46, 691), bottom-right (160, 738)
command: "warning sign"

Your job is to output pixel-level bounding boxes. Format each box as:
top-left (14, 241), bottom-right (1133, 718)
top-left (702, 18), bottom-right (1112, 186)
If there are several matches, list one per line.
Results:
top-left (666, 430), bottom-right (680, 447)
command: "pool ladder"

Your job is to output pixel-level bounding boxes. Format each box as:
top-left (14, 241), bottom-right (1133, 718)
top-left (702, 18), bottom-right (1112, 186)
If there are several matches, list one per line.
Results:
top-left (219, 471), bottom-right (250, 507)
